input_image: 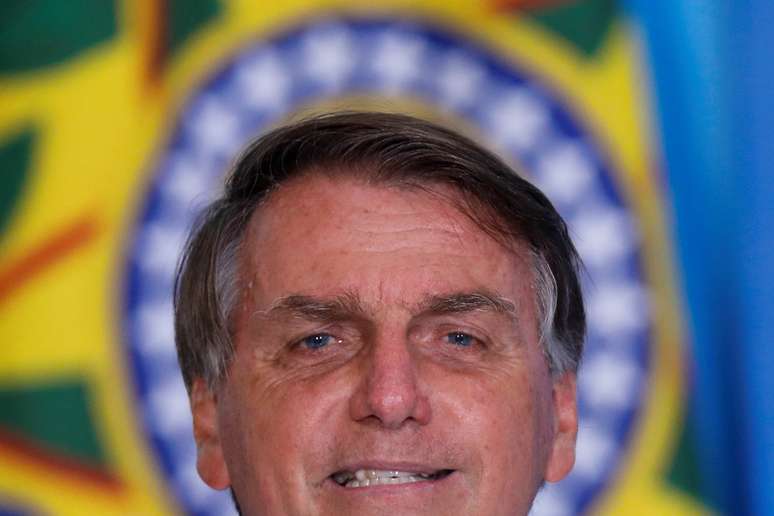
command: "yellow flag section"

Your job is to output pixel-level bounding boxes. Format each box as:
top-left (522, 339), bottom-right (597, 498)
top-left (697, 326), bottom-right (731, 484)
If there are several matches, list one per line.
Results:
top-left (0, 1), bottom-right (706, 514)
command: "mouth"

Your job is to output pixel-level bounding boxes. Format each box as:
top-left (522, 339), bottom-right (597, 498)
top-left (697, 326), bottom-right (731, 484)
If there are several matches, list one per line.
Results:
top-left (331, 468), bottom-right (454, 488)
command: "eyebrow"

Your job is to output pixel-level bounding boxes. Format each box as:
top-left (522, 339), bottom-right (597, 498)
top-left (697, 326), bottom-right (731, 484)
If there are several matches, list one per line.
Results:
top-left (257, 290), bottom-right (517, 324)
top-left (420, 291), bottom-right (518, 320)
top-left (258, 291), bottom-right (369, 322)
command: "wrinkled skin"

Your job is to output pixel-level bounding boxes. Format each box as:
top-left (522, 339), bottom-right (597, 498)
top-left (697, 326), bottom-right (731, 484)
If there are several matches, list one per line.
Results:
top-left (191, 175), bottom-right (578, 516)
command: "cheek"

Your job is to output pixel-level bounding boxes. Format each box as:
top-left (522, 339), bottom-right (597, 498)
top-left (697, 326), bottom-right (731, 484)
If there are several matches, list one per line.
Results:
top-left (429, 360), bottom-right (552, 492)
top-left (216, 367), bottom-right (352, 514)
top-left (223, 359), bottom-right (352, 470)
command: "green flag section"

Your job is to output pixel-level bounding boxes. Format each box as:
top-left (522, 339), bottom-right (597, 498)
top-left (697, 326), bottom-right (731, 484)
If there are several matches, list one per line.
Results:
top-left (146, 0), bottom-right (223, 81)
top-left (0, 126), bottom-right (34, 238)
top-left (0, 0), bottom-right (117, 74)
top-left (166, 0), bottom-right (222, 58)
top-left (0, 379), bottom-right (109, 471)
top-left (522, 0), bottom-right (619, 58)
top-left (666, 410), bottom-right (704, 502)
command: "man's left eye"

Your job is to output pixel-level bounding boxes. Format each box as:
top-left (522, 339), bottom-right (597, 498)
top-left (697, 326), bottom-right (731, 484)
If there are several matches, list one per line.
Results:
top-left (301, 333), bottom-right (335, 349)
top-left (445, 332), bottom-right (475, 347)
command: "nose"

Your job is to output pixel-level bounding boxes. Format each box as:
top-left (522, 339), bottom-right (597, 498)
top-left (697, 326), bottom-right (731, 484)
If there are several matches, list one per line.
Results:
top-left (348, 334), bottom-right (432, 429)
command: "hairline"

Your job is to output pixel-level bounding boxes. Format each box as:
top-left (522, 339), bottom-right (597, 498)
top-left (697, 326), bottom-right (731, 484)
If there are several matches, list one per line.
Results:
top-left (174, 112), bottom-right (584, 393)
top-left (205, 173), bottom-right (567, 390)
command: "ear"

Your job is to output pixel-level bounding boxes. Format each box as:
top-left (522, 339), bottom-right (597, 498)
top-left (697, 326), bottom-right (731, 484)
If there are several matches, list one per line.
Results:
top-left (191, 378), bottom-right (231, 489)
top-left (544, 372), bottom-right (578, 482)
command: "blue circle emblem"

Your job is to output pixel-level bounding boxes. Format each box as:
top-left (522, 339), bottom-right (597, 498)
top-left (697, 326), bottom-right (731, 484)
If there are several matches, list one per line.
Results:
top-left (124, 18), bottom-right (651, 516)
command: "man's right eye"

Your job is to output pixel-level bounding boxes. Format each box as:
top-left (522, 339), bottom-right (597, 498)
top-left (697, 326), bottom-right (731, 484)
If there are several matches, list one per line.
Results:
top-left (301, 333), bottom-right (336, 349)
top-left (444, 331), bottom-right (475, 347)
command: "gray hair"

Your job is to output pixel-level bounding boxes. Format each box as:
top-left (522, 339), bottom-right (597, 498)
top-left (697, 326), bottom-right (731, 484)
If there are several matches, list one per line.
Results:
top-left (174, 111), bottom-right (585, 391)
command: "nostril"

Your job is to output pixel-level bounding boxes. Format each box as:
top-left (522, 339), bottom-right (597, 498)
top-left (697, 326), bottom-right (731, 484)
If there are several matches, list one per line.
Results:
top-left (348, 338), bottom-right (432, 427)
top-left (364, 378), bottom-right (422, 427)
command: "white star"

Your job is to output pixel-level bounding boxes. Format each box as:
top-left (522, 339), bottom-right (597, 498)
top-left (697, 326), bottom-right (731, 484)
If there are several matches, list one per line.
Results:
top-left (485, 88), bottom-right (549, 153)
top-left (530, 486), bottom-right (572, 516)
top-left (236, 50), bottom-right (291, 112)
top-left (149, 375), bottom-right (192, 437)
top-left (163, 153), bottom-right (211, 208)
top-left (573, 425), bottom-right (614, 479)
top-left (435, 51), bottom-right (486, 108)
top-left (371, 31), bottom-right (426, 92)
top-left (586, 281), bottom-right (650, 337)
top-left (187, 96), bottom-right (242, 159)
top-left (534, 140), bottom-right (595, 206)
top-left (176, 455), bottom-right (214, 507)
top-left (136, 222), bottom-right (187, 277)
top-left (579, 352), bottom-right (641, 410)
top-left (571, 206), bottom-right (637, 269)
top-left (302, 25), bottom-right (356, 91)
top-left (135, 300), bottom-right (175, 357)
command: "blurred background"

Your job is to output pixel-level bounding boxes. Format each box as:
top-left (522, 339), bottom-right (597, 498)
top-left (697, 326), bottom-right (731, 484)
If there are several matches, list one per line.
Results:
top-left (0, 1), bottom-right (771, 515)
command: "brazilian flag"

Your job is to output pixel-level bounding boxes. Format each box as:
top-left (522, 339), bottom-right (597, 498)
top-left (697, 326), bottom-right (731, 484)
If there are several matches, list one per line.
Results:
top-left (0, 1), bottom-right (720, 514)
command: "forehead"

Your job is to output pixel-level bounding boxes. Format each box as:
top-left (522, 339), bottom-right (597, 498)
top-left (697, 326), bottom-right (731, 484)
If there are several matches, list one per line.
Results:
top-left (240, 174), bottom-right (536, 312)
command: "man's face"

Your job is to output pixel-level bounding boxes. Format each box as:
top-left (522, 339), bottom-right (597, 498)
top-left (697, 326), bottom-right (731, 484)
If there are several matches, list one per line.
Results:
top-left (192, 175), bottom-right (578, 515)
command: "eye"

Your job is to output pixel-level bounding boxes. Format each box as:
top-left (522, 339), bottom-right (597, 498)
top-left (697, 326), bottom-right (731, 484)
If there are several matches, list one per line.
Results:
top-left (301, 333), bottom-right (336, 350)
top-left (445, 332), bottom-right (475, 347)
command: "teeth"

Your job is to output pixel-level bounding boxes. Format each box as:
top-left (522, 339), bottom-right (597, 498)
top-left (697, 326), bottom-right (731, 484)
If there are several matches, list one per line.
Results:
top-left (337, 469), bottom-right (440, 488)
